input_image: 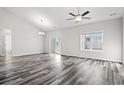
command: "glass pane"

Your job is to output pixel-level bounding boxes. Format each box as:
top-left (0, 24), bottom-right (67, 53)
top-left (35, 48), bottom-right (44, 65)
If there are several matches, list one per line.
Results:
top-left (92, 33), bottom-right (103, 50)
top-left (84, 37), bottom-right (91, 49)
top-left (82, 32), bottom-right (103, 50)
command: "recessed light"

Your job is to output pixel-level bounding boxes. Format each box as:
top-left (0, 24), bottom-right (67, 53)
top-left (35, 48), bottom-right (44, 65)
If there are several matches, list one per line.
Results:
top-left (110, 13), bottom-right (117, 16)
top-left (41, 19), bottom-right (43, 22)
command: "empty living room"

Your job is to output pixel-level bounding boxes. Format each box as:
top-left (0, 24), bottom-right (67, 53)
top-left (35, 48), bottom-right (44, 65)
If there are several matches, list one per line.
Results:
top-left (0, 7), bottom-right (124, 85)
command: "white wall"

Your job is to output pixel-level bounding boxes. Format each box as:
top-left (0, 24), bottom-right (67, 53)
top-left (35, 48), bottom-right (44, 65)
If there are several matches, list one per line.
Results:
top-left (0, 8), bottom-right (45, 56)
top-left (46, 18), bottom-right (123, 62)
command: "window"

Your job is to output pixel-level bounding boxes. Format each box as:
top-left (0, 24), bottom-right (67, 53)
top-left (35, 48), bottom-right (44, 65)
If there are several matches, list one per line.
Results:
top-left (80, 32), bottom-right (103, 51)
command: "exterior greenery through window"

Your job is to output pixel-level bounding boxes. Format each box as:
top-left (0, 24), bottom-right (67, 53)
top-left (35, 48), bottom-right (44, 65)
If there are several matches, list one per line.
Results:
top-left (81, 32), bottom-right (103, 51)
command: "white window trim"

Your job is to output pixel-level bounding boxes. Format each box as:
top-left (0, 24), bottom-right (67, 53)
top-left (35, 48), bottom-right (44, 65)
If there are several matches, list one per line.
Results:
top-left (80, 31), bottom-right (104, 52)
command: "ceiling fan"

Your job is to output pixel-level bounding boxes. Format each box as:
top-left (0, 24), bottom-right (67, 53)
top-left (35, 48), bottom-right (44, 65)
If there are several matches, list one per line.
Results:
top-left (66, 8), bottom-right (91, 23)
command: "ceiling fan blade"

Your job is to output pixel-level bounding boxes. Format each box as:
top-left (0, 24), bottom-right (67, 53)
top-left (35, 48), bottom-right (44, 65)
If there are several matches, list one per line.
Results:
top-left (82, 17), bottom-right (91, 19)
top-left (82, 11), bottom-right (90, 16)
top-left (66, 18), bottom-right (75, 20)
top-left (69, 13), bottom-right (76, 17)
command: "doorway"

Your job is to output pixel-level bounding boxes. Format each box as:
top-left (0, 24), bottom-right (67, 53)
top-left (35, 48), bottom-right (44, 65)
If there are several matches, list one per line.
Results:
top-left (5, 30), bottom-right (12, 56)
top-left (51, 36), bottom-right (61, 54)
top-left (0, 28), bottom-right (12, 57)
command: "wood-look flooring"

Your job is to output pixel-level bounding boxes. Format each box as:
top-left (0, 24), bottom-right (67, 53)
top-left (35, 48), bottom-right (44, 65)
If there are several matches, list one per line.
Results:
top-left (0, 53), bottom-right (124, 85)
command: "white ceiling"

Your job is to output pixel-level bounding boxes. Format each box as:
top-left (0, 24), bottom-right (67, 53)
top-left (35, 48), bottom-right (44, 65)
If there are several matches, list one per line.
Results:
top-left (4, 7), bottom-right (124, 31)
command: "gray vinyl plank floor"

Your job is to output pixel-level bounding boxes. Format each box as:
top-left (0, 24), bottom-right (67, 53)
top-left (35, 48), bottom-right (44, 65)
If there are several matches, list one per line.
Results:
top-left (0, 53), bottom-right (124, 85)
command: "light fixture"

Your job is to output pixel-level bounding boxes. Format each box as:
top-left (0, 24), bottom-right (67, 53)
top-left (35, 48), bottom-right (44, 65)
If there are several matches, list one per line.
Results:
top-left (40, 18), bottom-right (50, 26)
top-left (75, 15), bottom-right (82, 22)
top-left (38, 32), bottom-right (45, 35)
top-left (32, 15), bottom-right (51, 27)
top-left (41, 19), bottom-right (43, 22)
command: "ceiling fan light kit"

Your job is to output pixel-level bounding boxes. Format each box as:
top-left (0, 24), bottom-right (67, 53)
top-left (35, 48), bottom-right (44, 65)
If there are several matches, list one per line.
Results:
top-left (66, 8), bottom-right (91, 23)
top-left (75, 15), bottom-right (82, 22)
